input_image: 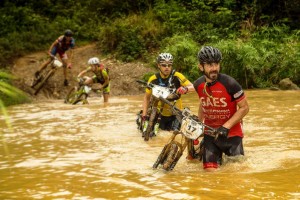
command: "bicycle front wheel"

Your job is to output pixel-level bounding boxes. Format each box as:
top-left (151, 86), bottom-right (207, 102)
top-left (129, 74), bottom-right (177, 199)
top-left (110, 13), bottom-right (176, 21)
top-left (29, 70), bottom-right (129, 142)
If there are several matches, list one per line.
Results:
top-left (65, 87), bottom-right (88, 105)
top-left (33, 70), bottom-right (55, 95)
top-left (144, 108), bottom-right (157, 141)
top-left (162, 141), bottom-right (183, 171)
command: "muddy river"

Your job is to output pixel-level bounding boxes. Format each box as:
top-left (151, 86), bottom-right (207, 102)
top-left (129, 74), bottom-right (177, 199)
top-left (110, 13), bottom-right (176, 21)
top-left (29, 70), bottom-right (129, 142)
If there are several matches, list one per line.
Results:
top-left (0, 90), bottom-right (299, 199)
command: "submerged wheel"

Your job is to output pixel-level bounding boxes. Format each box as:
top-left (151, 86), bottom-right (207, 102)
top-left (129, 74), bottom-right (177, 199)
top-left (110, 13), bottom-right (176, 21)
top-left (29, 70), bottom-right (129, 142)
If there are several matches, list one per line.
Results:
top-left (76, 93), bottom-right (88, 105)
top-left (144, 108), bottom-right (158, 141)
top-left (162, 141), bottom-right (182, 171)
top-left (153, 145), bottom-right (169, 169)
top-left (65, 87), bottom-right (88, 105)
top-left (65, 87), bottom-right (78, 104)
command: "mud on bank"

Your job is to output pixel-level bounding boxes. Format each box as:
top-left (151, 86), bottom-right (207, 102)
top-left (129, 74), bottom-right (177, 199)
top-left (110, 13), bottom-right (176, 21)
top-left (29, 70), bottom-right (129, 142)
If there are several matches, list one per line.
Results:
top-left (12, 44), bottom-right (155, 101)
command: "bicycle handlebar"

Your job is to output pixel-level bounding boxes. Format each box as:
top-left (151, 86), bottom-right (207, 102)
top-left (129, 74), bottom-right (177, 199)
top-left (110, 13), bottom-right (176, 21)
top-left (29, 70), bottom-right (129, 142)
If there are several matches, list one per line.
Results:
top-left (136, 80), bottom-right (155, 89)
top-left (136, 80), bottom-right (180, 101)
top-left (159, 96), bottom-right (217, 134)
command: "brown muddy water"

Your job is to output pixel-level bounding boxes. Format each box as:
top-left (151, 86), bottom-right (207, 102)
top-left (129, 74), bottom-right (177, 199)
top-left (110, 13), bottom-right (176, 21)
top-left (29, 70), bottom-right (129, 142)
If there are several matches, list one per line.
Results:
top-left (0, 90), bottom-right (299, 200)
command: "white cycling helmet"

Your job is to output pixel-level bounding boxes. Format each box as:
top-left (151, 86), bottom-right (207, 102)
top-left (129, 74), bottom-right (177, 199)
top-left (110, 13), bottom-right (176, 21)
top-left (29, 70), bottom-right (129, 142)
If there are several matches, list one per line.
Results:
top-left (157, 53), bottom-right (173, 64)
top-left (88, 57), bottom-right (100, 65)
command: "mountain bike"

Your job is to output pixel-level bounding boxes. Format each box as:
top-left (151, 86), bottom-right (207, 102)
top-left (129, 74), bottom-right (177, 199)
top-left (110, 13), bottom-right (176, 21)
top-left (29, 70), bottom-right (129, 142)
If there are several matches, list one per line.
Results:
top-left (152, 96), bottom-right (218, 171)
top-left (30, 56), bottom-right (63, 95)
top-left (64, 77), bottom-right (102, 105)
top-left (136, 80), bottom-right (180, 141)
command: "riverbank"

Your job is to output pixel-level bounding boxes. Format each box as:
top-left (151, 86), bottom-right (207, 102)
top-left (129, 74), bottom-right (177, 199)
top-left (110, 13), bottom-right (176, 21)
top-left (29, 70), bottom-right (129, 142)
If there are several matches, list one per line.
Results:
top-left (11, 43), bottom-right (155, 101)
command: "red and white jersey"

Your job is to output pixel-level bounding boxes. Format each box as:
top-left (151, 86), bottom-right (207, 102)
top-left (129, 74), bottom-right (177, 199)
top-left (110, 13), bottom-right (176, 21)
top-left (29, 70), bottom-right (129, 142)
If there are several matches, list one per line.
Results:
top-left (193, 73), bottom-right (246, 137)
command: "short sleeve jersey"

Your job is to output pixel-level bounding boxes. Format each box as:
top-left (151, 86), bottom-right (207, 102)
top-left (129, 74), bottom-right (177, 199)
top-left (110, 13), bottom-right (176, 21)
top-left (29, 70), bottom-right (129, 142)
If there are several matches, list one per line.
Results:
top-left (193, 73), bottom-right (245, 137)
top-left (56, 36), bottom-right (75, 52)
top-left (146, 71), bottom-right (191, 116)
top-left (86, 64), bottom-right (109, 84)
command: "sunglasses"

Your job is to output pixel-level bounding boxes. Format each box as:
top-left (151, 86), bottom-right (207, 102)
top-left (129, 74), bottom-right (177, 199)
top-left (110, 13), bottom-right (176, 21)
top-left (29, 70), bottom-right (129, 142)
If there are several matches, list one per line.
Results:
top-left (160, 64), bottom-right (172, 68)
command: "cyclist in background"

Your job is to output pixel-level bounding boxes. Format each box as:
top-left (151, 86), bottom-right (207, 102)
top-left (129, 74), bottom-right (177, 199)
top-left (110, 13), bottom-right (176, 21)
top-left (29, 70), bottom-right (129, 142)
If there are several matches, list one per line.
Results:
top-left (77, 57), bottom-right (110, 103)
top-left (141, 53), bottom-right (195, 131)
top-left (34, 29), bottom-right (75, 86)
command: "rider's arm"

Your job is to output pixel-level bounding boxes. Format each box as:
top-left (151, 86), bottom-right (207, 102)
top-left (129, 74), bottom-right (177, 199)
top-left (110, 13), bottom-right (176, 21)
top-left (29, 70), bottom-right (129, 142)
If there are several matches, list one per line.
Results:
top-left (142, 91), bottom-right (151, 116)
top-left (77, 69), bottom-right (89, 78)
top-left (184, 83), bottom-right (195, 93)
top-left (222, 97), bottom-right (249, 129)
top-left (48, 38), bottom-right (60, 56)
top-left (176, 72), bottom-right (195, 93)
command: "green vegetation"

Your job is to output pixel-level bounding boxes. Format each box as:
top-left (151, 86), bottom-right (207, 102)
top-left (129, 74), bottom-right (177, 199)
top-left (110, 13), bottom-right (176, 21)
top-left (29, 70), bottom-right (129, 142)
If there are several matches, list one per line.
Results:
top-left (0, 72), bottom-right (30, 106)
top-left (0, 0), bottom-right (299, 99)
top-left (0, 71), bottom-right (29, 147)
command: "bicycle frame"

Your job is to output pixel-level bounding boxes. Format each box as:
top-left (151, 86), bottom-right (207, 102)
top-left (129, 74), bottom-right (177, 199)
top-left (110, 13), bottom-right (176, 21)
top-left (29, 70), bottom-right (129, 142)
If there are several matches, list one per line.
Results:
top-left (153, 96), bottom-right (217, 171)
top-left (137, 80), bottom-right (179, 141)
top-left (65, 82), bottom-right (91, 105)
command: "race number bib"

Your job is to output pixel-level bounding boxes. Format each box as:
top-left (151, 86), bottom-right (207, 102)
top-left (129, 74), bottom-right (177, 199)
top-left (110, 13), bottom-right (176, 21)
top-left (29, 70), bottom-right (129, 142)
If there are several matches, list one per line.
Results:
top-left (180, 117), bottom-right (204, 140)
top-left (152, 86), bottom-right (172, 98)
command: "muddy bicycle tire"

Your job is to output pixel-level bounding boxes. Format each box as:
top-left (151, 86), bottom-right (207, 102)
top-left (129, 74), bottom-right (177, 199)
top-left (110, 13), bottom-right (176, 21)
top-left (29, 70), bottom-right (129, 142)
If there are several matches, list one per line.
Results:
top-left (33, 70), bottom-right (55, 95)
top-left (31, 76), bottom-right (43, 88)
top-left (65, 87), bottom-right (88, 105)
top-left (76, 93), bottom-right (88, 104)
top-left (153, 144), bottom-right (169, 169)
top-left (144, 107), bottom-right (157, 141)
top-left (162, 141), bottom-right (182, 171)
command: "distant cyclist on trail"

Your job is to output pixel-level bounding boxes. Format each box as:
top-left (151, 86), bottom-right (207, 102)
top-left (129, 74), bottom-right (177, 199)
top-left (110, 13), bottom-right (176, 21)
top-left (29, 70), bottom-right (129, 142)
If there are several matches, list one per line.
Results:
top-left (141, 53), bottom-right (195, 131)
top-left (34, 29), bottom-right (75, 86)
top-left (77, 57), bottom-right (110, 103)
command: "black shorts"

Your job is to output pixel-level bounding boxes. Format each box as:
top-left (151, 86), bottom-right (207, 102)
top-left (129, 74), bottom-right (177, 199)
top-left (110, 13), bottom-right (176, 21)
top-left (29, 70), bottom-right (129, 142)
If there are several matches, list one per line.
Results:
top-left (159, 115), bottom-right (180, 131)
top-left (203, 134), bottom-right (244, 169)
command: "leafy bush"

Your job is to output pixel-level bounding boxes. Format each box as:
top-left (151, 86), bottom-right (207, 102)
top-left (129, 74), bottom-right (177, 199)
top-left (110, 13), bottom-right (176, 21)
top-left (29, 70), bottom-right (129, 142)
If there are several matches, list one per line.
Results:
top-left (0, 71), bottom-right (30, 106)
top-left (98, 12), bottom-right (164, 62)
top-left (209, 26), bottom-right (300, 88)
top-left (160, 34), bottom-right (200, 81)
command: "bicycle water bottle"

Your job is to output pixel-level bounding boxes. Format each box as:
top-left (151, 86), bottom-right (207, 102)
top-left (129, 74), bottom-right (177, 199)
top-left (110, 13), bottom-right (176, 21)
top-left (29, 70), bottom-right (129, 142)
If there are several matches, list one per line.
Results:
top-left (154, 122), bottom-right (159, 134)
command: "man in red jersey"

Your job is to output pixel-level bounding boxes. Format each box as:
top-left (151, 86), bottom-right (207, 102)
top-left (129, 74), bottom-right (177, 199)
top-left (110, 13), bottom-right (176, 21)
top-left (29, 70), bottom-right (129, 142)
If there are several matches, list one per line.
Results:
top-left (193, 46), bottom-right (249, 171)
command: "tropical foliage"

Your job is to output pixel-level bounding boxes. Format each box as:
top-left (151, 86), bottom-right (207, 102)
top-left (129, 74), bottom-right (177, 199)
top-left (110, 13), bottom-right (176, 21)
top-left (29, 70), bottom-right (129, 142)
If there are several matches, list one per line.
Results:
top-left (0, 72), bottom-right (29, 141)
top-left (0, 0), bottom-right (299, 93)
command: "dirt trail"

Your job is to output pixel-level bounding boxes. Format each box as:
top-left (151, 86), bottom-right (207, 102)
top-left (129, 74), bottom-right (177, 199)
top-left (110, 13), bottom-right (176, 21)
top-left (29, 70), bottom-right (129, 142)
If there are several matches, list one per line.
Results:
top-left (12, 44), bottom-right (155, 100)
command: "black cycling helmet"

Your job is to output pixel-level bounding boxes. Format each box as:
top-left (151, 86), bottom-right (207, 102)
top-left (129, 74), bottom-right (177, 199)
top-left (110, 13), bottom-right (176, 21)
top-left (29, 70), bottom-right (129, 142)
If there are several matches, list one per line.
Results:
top-left (64, 29), bottom-right (73, 37)
top-left (197, 46), bottom-right (222, 64)
top-left (157, 53), bottom-right (173, 64)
